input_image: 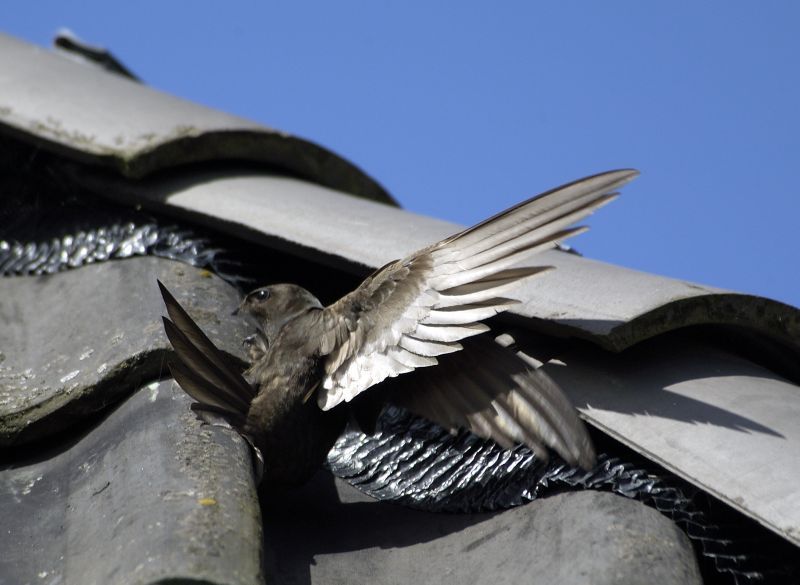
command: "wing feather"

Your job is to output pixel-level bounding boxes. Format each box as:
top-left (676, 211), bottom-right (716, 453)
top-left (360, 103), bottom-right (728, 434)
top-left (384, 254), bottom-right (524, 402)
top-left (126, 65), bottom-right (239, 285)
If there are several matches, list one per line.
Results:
top-left (158, 281), bottom-right (255, 403)
top-left (389, 347), bottom-right (439, 369)
top-left (445, 226), bottom-right (589, 273)
top-left (398, 335), bottom-right (462, 357)
top-left (434, 193), bottom-right (616, 265)
top-left (414, 322), bottom-right (490, 342)
top-left (158, 281), bottom-right (256, 428)
top-left (421, 298), bottom-right (519, 325)
top-left (394, 335), bottom-right (595, 468)
top-left (162, 317), bottom-right (251, 412)
top-left (426, 229), bottom-right (584, 290)
top-left (426, 374), bottom-right (517, 450)
top-left (436, 266), bottom-right (553, 307)
top-left (438, 173), bottom-right (625, 250)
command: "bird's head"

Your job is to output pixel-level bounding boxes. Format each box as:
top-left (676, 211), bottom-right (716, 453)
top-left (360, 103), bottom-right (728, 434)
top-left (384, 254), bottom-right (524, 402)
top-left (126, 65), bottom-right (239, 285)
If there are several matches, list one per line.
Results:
top-left (235, 284), bottom-right (323, 342)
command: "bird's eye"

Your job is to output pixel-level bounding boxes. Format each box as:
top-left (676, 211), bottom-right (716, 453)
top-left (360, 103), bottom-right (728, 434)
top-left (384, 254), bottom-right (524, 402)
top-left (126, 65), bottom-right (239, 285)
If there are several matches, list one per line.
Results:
top-left (253, 289), bottom-right (270, 302)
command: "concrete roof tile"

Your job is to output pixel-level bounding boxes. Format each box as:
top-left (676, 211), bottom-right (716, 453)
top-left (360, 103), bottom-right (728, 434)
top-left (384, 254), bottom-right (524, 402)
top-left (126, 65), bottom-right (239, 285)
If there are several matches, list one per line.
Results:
top-left (548, 333), bottom-right (800, 548)
top-left (81, 169), bottom-right (800, 355)
top-left (0, 257), bottom-right (250, 445)
top-left (0, 33), bottom-right (392, 204)
top-left (0, 380), bottom-right (262, 585)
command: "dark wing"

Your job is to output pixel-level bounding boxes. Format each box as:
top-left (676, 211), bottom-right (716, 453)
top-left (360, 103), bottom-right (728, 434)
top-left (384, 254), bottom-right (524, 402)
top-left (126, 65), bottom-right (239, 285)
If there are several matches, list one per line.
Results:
top-left (395, 335), bottom-right (595, 469)
top-left (158, 280), bottom-right (256, 428)
top-left (315, 169), bottom-right (637, 409)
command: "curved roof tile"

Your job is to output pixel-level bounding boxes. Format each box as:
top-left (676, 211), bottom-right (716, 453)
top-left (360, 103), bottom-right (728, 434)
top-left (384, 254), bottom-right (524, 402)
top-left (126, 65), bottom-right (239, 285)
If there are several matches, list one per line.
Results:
top-left (0, 33), bottom-right (393, 204)
top-left (81, 169), bottom-right (800, 356)
top-left (0, 380), bottom-right (262, 585)
top-left (547, 332), bottom-right (800, 548)
top-left (0, 257), bottom-right (250, 445)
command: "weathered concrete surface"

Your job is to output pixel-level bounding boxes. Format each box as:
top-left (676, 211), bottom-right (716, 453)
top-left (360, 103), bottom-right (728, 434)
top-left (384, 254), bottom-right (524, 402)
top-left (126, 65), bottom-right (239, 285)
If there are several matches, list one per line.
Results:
top-left (264, 472), bottom-right (701, 585)
top-left (0, 33), bottom-right (392, 203)
top-left (548, 333), bottom-right (800, 548)
top-left (0, 380), bottom-right (263, 585)
top-left (0, 257), bottom-right (251, 445)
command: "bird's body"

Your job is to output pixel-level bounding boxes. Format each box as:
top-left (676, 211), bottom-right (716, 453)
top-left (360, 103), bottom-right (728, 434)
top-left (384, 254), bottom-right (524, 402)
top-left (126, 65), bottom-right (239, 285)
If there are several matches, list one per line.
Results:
top-left (242, 303), bottom-right (346, 486)
top-left (160, 170), bottom-right (638, 487)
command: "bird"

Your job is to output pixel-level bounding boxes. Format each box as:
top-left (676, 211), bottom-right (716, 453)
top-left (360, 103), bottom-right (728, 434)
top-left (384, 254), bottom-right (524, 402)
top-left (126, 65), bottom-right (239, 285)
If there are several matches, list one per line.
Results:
top-left (159, 169), bottom-right (638, 489)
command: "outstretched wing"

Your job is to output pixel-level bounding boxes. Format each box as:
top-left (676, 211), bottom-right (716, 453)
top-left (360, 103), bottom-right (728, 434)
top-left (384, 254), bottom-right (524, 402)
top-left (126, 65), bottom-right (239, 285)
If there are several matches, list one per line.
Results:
top-left (315, 169), bottom-right (637, 411)
top-left (395, 334), bottom-right (596, 469)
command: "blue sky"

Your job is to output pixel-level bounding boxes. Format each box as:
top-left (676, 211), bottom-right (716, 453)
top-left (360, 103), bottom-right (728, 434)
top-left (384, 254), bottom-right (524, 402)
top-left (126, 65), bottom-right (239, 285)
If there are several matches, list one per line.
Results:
top-left (6, 3), bottom-right (799, 307)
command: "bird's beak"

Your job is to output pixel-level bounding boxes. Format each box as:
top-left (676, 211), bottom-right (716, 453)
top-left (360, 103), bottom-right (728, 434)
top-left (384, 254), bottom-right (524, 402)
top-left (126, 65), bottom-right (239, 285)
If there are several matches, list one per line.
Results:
top-left (231, 305), bottom-right (240, 316)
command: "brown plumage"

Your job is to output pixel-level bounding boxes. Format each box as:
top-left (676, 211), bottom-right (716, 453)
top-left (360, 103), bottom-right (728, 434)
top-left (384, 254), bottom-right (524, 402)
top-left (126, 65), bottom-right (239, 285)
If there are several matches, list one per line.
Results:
top-left (160, 169), bottom-right (638, 487)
